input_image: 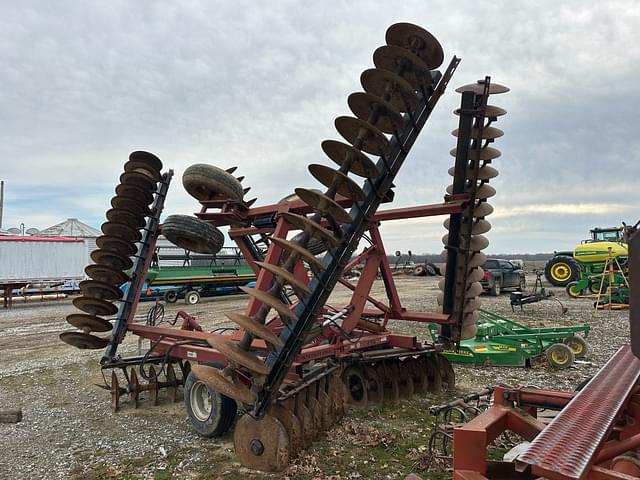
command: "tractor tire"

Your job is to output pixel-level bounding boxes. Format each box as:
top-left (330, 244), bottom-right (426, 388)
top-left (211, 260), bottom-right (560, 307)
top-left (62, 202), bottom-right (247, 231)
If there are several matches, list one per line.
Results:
top-left (164, 290), bottom-right (178, 304)
top-left (182, 164), bottom-right (244, 202)
top-left (184, 363), bottom-right (237, 437)
top-left (565, 281), bottom-right (584, 298)
top-left (490, 280), bottom-right (501, 296)
top-left (546, 343), bottom-right (575, 369)
top-left (544, 255), bottom-right (580, 287)
top-left (162, 215), bottom-right (224, 254)
top-left (413, 265), bottom-right (426, 276)
top-left (425, 263), bottom-right (438, 276)
top-left (564, 335), bottom-right (589, 359)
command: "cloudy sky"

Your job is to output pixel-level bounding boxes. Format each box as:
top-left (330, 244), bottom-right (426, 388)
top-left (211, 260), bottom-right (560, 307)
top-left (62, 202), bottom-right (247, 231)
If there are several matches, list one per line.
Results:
top-left (1, 1), bottom-right (638, 253)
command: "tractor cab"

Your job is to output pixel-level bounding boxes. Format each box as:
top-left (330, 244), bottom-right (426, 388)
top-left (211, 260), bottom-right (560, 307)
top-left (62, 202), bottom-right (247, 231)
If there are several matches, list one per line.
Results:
top-left (584, 227), bottom-right (623, 244)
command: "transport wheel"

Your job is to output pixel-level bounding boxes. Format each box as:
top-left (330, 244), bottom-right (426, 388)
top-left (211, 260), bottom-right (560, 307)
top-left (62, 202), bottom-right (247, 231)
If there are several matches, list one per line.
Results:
top-left (342, 366), bottom-right (368, 408)
top-left (546, 343), bottom-right (575, 369)
top-left (184, 363), bottom-right (237, 437)
top-left (490, 280), bottom-right (501, 296)
top-left (425, 263), bottom-right (438, 276)
top-left (544, 255), bottom-right (580, 287)
top-left (185, 290), bottom-right (200, 305)
top-left (563, 335), bottom-right (589, 359)
top-left (163, 290), bottom-right (178, 303)
top-left (589, 281), bottom-right (605, 294)
top-left (182, 164), bottom-right (244, 202)
top-left (413, 265), bottom-right (426, 276)
top-left (565, 281), bottom-right (583, 298)
top-left (162, 214), bottom-right (224, 254)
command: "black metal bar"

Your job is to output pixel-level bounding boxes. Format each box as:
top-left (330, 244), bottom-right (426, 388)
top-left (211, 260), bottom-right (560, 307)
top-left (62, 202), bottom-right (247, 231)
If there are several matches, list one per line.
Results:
top-left (101, 170), bottom-right (174, 365)
top-left (630, 227), bottom-right (640, 358)
top-left (441, 91), bottom-right (476, 340)
top-left (253, 58), bottom-right (460, 417)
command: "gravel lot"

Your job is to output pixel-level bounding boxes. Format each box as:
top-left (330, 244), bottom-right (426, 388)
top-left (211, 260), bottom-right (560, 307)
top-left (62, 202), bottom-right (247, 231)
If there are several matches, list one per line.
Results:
top-left (0, 275), bottom-right (629, 479)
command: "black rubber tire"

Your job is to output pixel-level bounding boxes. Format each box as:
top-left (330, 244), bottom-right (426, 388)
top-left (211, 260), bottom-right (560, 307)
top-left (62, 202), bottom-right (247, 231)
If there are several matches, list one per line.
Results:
top-left (182, 164), bottom-right (244, 202)
top-left (184, 363), bottom-right (237, 437)
top-left (291, 232), bottom-right (327, 256)
top-left (162, 215), bottom-right (224, 254)
top-left (565, 281), bottom-right (583, 298)
top-left (164, 290), bottom-right (178, 303)
top-left (413, 265), bottom-right (426, 276)
top-left (490, 280), bottom-right (501, 296)
top-left (185, 290), bottom-right (200, 305)
top-left (425, 263), bottom-right (437, 276)
top-left (544, 255), bottom-right (580, 287)
top-left (545, 343), bottom-right (575, 369)
top-left (563, 335), bottom-right (589, 359)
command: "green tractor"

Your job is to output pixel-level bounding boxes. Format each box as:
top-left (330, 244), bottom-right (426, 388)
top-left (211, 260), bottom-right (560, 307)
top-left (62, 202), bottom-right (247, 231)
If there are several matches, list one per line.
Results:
top-left (544, 226), bottom-right (628, 297)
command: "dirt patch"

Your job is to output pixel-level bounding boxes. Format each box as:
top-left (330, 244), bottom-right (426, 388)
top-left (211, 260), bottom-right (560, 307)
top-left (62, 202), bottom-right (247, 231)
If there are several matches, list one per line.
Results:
top-left (0, 275), bottom-right (628, 479)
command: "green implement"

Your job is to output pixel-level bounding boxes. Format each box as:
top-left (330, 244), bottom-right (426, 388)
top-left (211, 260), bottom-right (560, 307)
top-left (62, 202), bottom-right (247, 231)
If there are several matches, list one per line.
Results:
top-left (430, 309), bottom-right (590, 368)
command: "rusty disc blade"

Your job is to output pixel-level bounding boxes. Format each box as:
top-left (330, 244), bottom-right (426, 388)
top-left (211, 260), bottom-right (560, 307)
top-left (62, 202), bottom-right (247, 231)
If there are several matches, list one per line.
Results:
top-left (452, 126), bottom-right (504, 140)
top-left (106, 208), bottom-right (146, 229)
top-left (294, 393), bottom-right (315, 448)
top-left (461, 323), bottom-right (478, 341)
top-left (467, 267), bottom-right (484, 283)
top-left (73, 296), bottom-right (118, 316)
top-left (124, 160), bottom-right (161, 182)
top-left (294, 188), bottom-right (352, 225)
top-left (66, 313), bottom-right (113, 332)
top-left (456, 82), bottom-right (510, 95)
top-left (360, 68), bottom-right (418, 113)
top-left (95, 235), bottom-right (137, 257)
top-left (464, 296), bottom-right (482, 312)
top-left (468, 235), bottom-right (490, 251)
top-left (447, 165), bottom-right (499, 181)
top-left (269, 403), bottom-right (303, 457)
top-left (385, 22), bottom-right (444, 69)
top-left (90, 249), bottom-right (133, 271)
top-left (129, 150), bottom-right (163, 172)
top-left (101, 221), bottom-right (141, 243)
top-left (468, 252), bottom-right (487, 268)
top-left (234, 413), bottom-right (290, 471)
top-left (373, 45), bottom-right (430, 89)
top-left (334, 116), bottom-right (390, 157)
top-left (450, 146), bottom-right (501, 160)
top-left (321, 139), bottom-right (379, 178)
top-left (454, 104), bottom-right (507, 118)
top-left (115, 183), bottom-right (154, 205)
top-left (443, 218), bottom-right (491, 235)
top-left (60, 331), bottom-right (109, 349)
top-left (239, 287), bottom-right (298, 321)
top-left (473, 202), bottom-right (494, 218)
top-left (268, 236), bottom-right (324, 270)
top-left (226, 312), bottom-right (284, 348)
top-left (110, 195), bottom-right (151, 217)
top-left (347, 92), bottom-right (404, 134)
top-left (307, 164), bottom-right (365, 202)
top-left (363, 365), bottom-right (384, 404)
top-left (476, 183), bottom-right (497, 200)
top-left (281, 212), bottom-right (336, 245)
top-left (190, 365), bottom-right (255, 404)
top-left (466, 282), bottom-right (483, 298)
top-left (208, 339), bottom-right (269, 375)
top-left (120, 171), bottom-right (157, 192)
top-left (256, 261), bottom-right (311, 297)
top-left (85, 263), bottom-right (130, 285)
top-left (79, 280), bottom-right (122, 301)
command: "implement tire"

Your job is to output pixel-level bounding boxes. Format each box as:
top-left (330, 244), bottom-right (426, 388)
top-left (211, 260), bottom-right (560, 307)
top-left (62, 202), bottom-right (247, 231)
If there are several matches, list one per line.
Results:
top-left (546, 343), bottom-right (575, 369)
top-left (545, 255), bottom-right (580, 287)
top-left (162, 215), bottom-right (224, 254)
top-left (182, 164), bottom-right (244, 202)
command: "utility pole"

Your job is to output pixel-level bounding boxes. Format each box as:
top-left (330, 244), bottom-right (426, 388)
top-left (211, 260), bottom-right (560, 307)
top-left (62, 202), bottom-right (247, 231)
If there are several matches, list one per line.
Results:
top-left (0, 180), bottom-right (4, 230)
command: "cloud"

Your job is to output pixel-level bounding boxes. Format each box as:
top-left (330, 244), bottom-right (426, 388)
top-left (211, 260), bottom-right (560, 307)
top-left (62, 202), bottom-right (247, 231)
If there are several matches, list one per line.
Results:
top-left (0, 1), bottom-right (638, 253)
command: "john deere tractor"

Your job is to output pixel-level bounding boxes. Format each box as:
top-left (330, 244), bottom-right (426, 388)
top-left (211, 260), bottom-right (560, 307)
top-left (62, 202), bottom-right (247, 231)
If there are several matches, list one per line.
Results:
top-left (544, 226), bottom-right (628, 296)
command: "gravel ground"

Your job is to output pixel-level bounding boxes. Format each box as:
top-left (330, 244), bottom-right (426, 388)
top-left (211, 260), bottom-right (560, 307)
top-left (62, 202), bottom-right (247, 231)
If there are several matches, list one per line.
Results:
top-left (0, 275), bottom-right (629, 479)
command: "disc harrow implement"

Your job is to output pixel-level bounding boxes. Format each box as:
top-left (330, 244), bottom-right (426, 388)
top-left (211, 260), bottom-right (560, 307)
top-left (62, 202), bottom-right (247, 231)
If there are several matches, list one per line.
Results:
top-left (59, 21), bottom-right (513, 473)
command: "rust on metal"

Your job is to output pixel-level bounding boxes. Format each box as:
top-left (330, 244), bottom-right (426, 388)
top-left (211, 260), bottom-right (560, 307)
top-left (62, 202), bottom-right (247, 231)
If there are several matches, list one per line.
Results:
top-left (307, 164), bottom-right (366, 201)
top-left (255, 261), bottom-right (311, 297)
top-left (334, 116), bottom-right (390, 156)
top-left (60, 331), bottom-right (109, 349)
top-left (385, 22), bottom-right (444, 69)
top-left (66, 313), bottom-right (113, 332)
top-left (239, 287), bottom-right (298, 321)
top-left (321, 139), bottom-right (379, 178)
top-left (72, 296), bottom-right (118, 316)
top-left (347, 92), bottom-right (404, 134)
top-left (293, 188), bottom-right (353, 224)
top-left (226, 312), bottom-right (284, 348)
top-left (191, 365), bottom-right (256, 404)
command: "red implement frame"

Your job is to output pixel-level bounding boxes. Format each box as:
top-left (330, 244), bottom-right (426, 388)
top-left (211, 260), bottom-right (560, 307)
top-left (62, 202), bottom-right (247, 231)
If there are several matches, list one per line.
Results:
top-left (119, 194), bottom-right (468, 381)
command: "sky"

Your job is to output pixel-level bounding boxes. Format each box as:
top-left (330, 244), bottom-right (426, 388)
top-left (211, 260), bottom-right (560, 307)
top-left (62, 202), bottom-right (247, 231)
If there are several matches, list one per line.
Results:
top-left (1, 0), bottom-right (639, 254)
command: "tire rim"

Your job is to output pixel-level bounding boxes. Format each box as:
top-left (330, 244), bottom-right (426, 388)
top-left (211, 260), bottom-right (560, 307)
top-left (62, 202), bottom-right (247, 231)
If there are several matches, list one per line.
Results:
top-left (551, 349), bottom-right (569, 365)
top-left (551, 263), bottom-right (571, 282)
top-left (190, 381), bottom-right (213, 421)
top-left (188, 293), bottom-right (198, 304)
top-left (568, 340), bottom-right (583, 355)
